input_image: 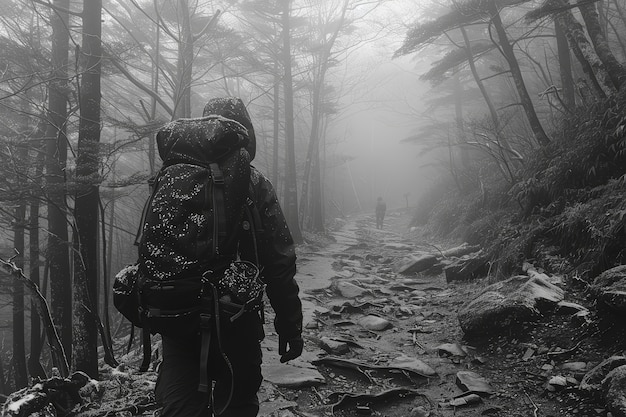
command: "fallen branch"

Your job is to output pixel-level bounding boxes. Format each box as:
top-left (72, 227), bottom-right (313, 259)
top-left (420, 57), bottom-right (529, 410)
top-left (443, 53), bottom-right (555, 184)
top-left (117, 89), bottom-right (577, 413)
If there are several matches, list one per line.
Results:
top-left (327, 388), bottom-right (431, 413)
top-left (1, 254), bottom-right (69, 377)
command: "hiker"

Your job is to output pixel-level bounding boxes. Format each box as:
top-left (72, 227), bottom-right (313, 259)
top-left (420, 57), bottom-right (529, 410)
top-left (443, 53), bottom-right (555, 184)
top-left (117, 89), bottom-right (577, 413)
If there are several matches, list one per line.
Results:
top-left (375, 196), bottom-right (386, 229)
top-left (154, 97), bottom-right (304, 417)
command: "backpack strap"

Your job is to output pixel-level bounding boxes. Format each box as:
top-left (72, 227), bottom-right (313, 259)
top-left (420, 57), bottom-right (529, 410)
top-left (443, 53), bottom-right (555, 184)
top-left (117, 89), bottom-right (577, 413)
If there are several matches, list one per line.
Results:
top-left (198, 283), bottom-right (234, 415)
top-left (209, 162), bottom-right (227, 256)
top-left (245, 182), bottom-right (264, 265)
top-left (198, 294), bottom-right (214, 393)
top-left (139, 328), bottom-right (151, 372)
top-left (134, 174), bottom-right (160, 247)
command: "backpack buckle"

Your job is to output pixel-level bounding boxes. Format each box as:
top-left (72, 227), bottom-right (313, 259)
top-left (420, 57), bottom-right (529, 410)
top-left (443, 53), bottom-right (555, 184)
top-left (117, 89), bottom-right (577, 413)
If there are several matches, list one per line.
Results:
top-left (199, 312), bottom-right (213, 329)
top-left (209, 163), bottom-right (224, 185)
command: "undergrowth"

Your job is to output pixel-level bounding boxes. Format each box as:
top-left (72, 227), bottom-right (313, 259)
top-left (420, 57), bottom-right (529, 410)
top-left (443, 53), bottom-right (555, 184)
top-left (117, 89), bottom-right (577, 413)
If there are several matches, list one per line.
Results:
top-left (415, 93), bottom-right (626, 280)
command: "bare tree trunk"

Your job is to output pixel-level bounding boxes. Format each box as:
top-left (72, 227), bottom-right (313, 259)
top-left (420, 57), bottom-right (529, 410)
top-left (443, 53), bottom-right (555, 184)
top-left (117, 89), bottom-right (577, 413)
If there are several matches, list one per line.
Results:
top-left (46, 0), bottom-right (72, 363)
top-left (309, 147), bottom-right (324, 231)
top-left (460, 24), bottom-right (520, 166)
top-left (29, 137), bottom-right (46, 380)
top-left (299, 0), bottom-right (349, 231)
top-left (453, 69), bottom-right (469, 177)
top-left (488, 0), bottom-right (550, 146)
top-left (460, 26), bottom-right (502, 135)
top-left (0, 357), bottom-right (6, 395)
top-left (299, 89), bottom-right (324, 231)
top-left (555, 21), bottom-right (576, 110)
top-left (578, 1), bottom-right (626, 89)
top-left (149, 22), bottom-right (160, 174)
top-left (281, 0), bottom-right (303, 243)
top-left (610, 0), bottom-right (626, 56)
top-left (272, 73), bottom-right (280, 187)
top-left (551, 0), bottom-right (614, 96)
top-left (13, 201), bottom-right (28, 389)
top-left (73, 0), bottom-right (103, 378)
top-left (174, 0), bottom-right (193, 118)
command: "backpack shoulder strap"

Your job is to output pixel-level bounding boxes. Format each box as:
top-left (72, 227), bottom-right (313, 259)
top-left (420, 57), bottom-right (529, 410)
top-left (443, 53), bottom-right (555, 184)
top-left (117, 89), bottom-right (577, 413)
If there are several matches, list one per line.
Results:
top-left (134, 173), bottom-right (162, 247)
top-left (245, 182), bottom-right (264, 265)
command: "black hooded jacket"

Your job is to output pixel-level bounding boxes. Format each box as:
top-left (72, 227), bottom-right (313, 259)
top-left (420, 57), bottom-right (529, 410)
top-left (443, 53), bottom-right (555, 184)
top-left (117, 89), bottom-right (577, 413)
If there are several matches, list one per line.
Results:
top-left (203, 97), bottom-right (302, 341)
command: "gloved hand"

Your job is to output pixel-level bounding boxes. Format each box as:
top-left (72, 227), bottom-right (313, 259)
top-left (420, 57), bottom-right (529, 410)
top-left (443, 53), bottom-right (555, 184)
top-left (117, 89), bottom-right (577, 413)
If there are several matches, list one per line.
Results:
top-left (279, 335), bottom-right (304, 363)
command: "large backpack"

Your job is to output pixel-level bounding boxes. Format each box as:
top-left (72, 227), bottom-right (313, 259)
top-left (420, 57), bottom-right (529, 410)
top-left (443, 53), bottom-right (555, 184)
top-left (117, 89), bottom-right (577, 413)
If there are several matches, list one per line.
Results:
top-left (113, 116), bottom-right (265, 400)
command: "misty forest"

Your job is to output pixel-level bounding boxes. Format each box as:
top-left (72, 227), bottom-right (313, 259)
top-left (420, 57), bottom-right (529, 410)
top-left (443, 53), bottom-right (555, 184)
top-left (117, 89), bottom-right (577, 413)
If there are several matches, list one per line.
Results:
top-left (2, 0), bottom-right (626, 416)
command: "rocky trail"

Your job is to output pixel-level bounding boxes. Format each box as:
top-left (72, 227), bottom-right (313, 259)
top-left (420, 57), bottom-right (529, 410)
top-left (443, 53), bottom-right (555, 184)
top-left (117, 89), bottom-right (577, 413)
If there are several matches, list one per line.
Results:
top-left (259, 209), bottom-right (623, 417)
top-left (4, 209), bottom-right (625, 417)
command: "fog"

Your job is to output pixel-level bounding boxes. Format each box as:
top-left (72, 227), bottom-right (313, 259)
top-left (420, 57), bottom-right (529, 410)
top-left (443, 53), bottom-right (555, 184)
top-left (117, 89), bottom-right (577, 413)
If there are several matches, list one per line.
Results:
top-left (319, 5), bottom-right (438, 217)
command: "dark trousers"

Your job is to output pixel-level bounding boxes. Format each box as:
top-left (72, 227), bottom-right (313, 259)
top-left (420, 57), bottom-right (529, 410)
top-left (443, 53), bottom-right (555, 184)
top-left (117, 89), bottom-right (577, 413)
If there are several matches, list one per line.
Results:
top-left (376, 213), bottom-right (385, 229)
top-left (155, 312), bottom-right (263, 417)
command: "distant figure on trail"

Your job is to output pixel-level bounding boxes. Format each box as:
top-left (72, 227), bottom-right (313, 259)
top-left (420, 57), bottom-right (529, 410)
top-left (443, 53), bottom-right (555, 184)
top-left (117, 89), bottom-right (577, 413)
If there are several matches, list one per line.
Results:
top-left (375, 196), bottom-right (386, 229)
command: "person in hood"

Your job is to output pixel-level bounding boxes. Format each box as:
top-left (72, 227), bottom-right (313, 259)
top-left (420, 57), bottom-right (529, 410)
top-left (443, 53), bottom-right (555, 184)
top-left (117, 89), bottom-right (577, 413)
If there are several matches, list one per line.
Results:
top-left (155, 97), bottom-right (303, 417)
top-left (375, 196), bottom-right (386, 229)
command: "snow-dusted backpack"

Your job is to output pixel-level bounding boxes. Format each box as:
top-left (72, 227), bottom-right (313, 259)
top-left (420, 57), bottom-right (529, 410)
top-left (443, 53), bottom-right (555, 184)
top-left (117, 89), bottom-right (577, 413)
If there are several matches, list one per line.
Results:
top-left (113, 115), bottom-right (265, 399)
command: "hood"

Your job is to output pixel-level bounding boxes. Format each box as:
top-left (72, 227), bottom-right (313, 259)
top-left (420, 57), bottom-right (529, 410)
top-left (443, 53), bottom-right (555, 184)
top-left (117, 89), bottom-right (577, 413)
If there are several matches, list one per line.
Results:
top-left (202, 97), bottom-right (256, 161)
top-left (156, 115), bottom-right (249, 165)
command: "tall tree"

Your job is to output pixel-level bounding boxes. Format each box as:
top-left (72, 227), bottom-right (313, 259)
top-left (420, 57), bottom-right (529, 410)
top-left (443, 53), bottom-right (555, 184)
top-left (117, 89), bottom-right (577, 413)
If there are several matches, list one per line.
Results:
top-left (44, 0), bottom-right (73, 361)
top-left (486, 0), bottom-right (550, 146)
top-left (555, 20), bottom-right (575, 109)
top-left (397, 0), bottom-right (550, 146)
top-left (281, 0), bottom-right (303, 242)
top-left (577, 0), bottom-right (626, 90)
top-left (73, 0), bottom-right (103, 378)
top-left (12, 172), bottom-right (28, 389)
top-left (298, 0), bottom-right (351, 232)
top-left (528, 0), bottom-right (614, 98)
top-left (153, 0), bottom-right (220, 119)
top-left (29, 123), bottom-right (47, 380)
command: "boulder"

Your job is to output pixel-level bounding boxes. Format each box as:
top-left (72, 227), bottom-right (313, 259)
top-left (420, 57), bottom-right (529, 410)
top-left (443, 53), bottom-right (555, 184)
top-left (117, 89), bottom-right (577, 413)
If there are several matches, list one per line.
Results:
top-left (458, 275), bottom-right (564, 337)
top-left (396, 254), bottom-right (438, 275)
top-left (444, 253), bottom-right (489, 283)
top-left (580, 356), bottom-right (626, 392)
top-left (603, 365), bottom-right (626, 417)
top-left (590, 265), bottom-right (626, 313)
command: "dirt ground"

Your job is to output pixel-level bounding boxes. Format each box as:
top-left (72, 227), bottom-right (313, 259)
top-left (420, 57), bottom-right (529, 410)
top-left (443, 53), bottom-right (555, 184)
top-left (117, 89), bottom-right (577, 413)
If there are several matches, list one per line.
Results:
top-left (280, 209), bottom-right (624, 417)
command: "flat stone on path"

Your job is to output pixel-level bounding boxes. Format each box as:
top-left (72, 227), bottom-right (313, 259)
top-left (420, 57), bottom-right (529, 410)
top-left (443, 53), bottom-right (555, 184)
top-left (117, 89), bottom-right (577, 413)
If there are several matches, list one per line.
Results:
top-left (436, 343), bottom-right (468, 357)
top-left (262, 362), bottom-right (325, 388)
top-left (358, 314), bottom-right (392, 331)
top-left (397, 254), bottom-right (438, 275)
top-left (389, 354), bottom-right (437, 377)
top-left (333, 281), bottom-right (372, 298)
top-left (319, 337), bottom-right (350, 355)
top-left (455, 370), bottom-right (494, 395)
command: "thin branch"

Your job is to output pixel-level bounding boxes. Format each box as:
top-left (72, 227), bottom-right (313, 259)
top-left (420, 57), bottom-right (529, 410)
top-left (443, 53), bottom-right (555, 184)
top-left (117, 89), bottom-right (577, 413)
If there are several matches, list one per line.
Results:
top-left (104, 50), bottom-right (174, 117)
top-left (153, 0), bottom-right (180, 42)
top-left (192, 10), bottom-right (221, 42)
top-left (29, 0), bottom-right (82, 17)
